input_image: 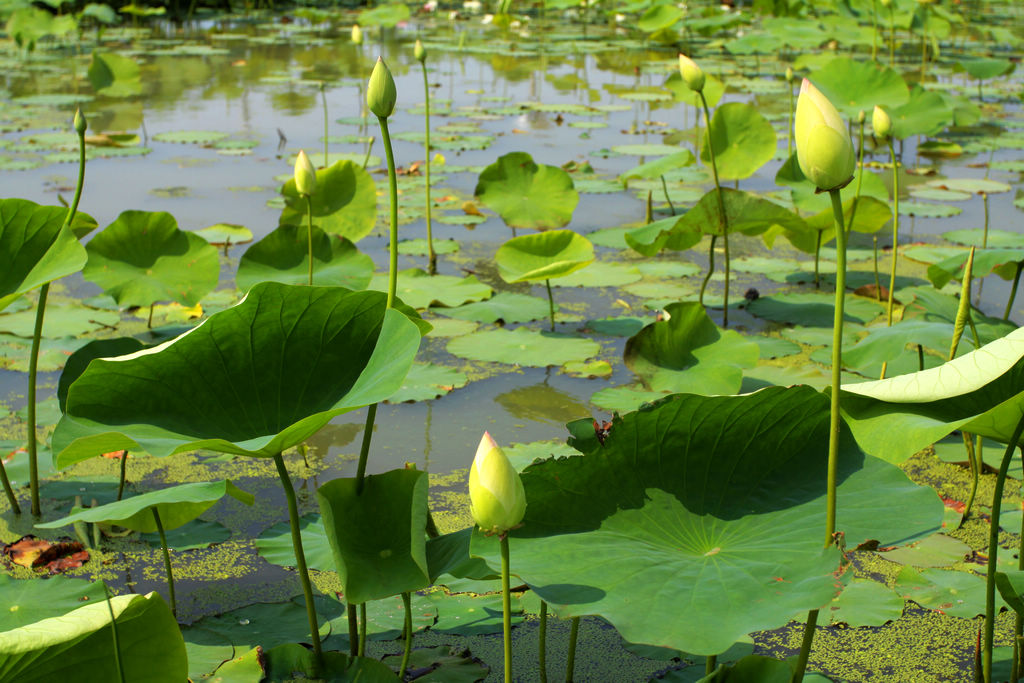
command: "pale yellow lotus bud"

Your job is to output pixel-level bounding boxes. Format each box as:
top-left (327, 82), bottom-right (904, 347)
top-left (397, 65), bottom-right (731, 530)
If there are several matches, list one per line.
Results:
top-left (872, 105), bottom-right (893, 139)
top-left (794, 79), bottom-right (855, 192)
top-left (73, 108), bottom-right (87, 135)
top-left (785, 67), bottom-right (794, 83)
top-left (678, 54), bottom-right (705, 93)
top-left (294, 149), bottom-right (317, 196)
top-left (857, 109), bottom-right (866, 124)
top-left (351, 24), bottom-right (363, 45)
top-left (469, 432), bottom-right (526, 535)
top-left (367, 57), bottom-right (397, 119)
top-left (414, 39), bottom-right (426, 63)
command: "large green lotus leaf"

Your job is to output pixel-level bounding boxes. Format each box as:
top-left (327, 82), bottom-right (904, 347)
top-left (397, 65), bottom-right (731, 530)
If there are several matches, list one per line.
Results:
top-left (317, 468), bottom-right (430, 605)
top-left (700, 103), bottom-right (776, 181)
top-left (0, 575), bottom-right (106, 631)
top-left (746, 292), bottom-right (884, 327)
top-left (790, 196), bottom-right (894, 255)
top-left (369, 269), bottom-right (492, 309)
top-left (471, 387), bottom-right (942, 655)
top-left (83, 210), bottom-right (219, 308)
top-left (0, 198), bottom-right (87, 312)
top-left (279, 160), bottom-right (377, 242)
top-left (808, 58), bottom-right (909, 119)
top-left (926, 248), bottom-right (1024, 289)
top-left (387, 362), bottom-right (469, 403)
top-left (959, 57), bottom-right (1015, 81)
top-left (626, 189), bottom-right (805, 257)
top-left (381, 646), bottom-right (488, 683)
top-left (637, 4), bottom-right (682, 32)
top-left (842, 321), bottom-right (955, 370)
top-left (254, 513), bottom-right (333, 571)
top-left (840, 326), bottom-right (1024, 463)
top-left (357, 2), bottom-right (410, 27)
top-left (57, 337), bottom-right (148, 412)
top-left (995, 570), bottom-right (1024, 616)
top-left (474, 152), bottom-right (579, 230)
top-left (190, 601), bottom-right (329, 653)
top-left (236, 225), bottom-right (373, 292)
top-left (427, 528), bottom-right (498, 582)
top-left (36, 480), bottom-right (253, 533)
top-left (0, 592), bottom-right (186, 682)
top-left (825, 579), bottom-right (904, 628)
top-left (890, 87), bottom-right (953, 140)
top-left (447, 328), bottom-right (600, 367)
top-left (88, 52), bottom-right (141, 98)
top-left (495, 230), bottom-right (594, 283)
top-left (895, 566), bottom-right (1002, 619)
top-left (624, 302), bottom-right (758, 394)
top-left (263, 643), bottom-right (399, 682)
top-left (898, 285), bottom-right (1014, 347)
top-left (437, 292), bottom-right (550, 324)
top-left (52, 283), bottom-right (424, 466)
top-left (620, 150), bottom-right (696, 183)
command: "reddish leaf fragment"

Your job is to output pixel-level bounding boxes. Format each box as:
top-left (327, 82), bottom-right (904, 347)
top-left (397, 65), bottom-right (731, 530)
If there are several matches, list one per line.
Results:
top-left (2, 535), bottom-right (89, 573)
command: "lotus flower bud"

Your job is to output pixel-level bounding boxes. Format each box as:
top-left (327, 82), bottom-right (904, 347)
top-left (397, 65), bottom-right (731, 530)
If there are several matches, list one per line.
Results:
top-left (794, 79), bottom-right (855, 192)
top-left (351, 24), bottom-right (363, 45)
top-left (469, 432), bottom-right (526, 535)
top-left (367, 57), bottom-right (397, 119)
top-left (678, 54), bottom-right (705, 93)
top-left (414, 39), bottom-right (426, 63)
top-left (872, 105), bottom-right (893, 139)
top-left (293, 149), bottom-right (317, 196)
top-left (857, 109), bottom-right (866, 124)
top-left (73, 109), bottom-right (87, 135)
top-left (785, 67), bottom-right (793, 83)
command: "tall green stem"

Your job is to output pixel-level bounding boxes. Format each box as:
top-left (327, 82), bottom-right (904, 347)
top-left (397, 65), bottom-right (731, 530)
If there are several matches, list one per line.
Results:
top-left (103, 582), bottom-right (127, 683)
top-left (660, 174), bottom-right (675, 215)
top-left (847, 118), bottom-right (866, 232)
top-left (539, 600), bottom-right (548, 683)
top-left (545, 279), bottom-right (555, 331)
top-left (152, 508), bottom-right (176, 617)
top-left (787, 78), bottom-right (794, 158)
top-left (705, 655), bottom-right (717, 675)
top-left (359, 602), bottom-right (367, 656)
top-left (885, 138), bottom-right (900, 328)
top-left (825, 187), bottom-right (848, 544)
top-left (871, 0), bottom-right (878, 61)
top-left (565, 616), bottom-right (580, 682)
top-left (116, 451), bottom-right (128, 501)
top-left (888, 5), bottom-right (896, 67)
top-left (306, 194), bottom-right (314, 286)
top-left (982, 413), bottom-right (1024, 683)
top-left (699, 235), bottom-right (717, 307)
top-left (399, 591), bottom-right (413, 678)
top-left (1005, 263), bottom-right (1023, 321)
top-left (320, 82), bottom-right (328, 166)
top-left (0, 454), bottom-right (19, 514)
top-left (501, 534), bottom-right (513, 683)
top-left (792, 608), bottom-right (820, 682)
top-left (273, 453), bottom-right (323, 670)
top-left (919, 6), bottom-right (929, 84)
top-left (699, 91), bottom-right (730, 328)
top-left (420, 61), bottom-right (436, 274)
top-left (348, 604), bottom-right (358, 657)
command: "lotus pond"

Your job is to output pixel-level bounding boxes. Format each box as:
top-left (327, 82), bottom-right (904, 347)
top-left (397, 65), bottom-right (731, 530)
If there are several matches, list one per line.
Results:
top-left (2, 1), bottom-right (1024, 681)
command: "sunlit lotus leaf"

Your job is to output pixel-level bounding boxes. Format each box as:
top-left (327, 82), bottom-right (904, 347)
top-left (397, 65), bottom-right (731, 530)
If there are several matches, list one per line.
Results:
top-left (0, 592), bottom-right (185, 681)
top-left (899, 286), bottom-right (1014, 347)
top-left (151, 130), bottom-right (228, 144)
top-left (318, 468), bottom-right (430, 605)
top-left (895, 566), bottom-right (1002, 619)
top-left (746, 292), bottom-right (883, 327)
top-left (620, 151), bottom-right (696, 184)
top-left (889, 87), bottom-right (953, 139)
top-left (664, 72), bottom-right (726, 108)
top-left (448, 328), bottom-right (600, 367)
top-left (280, 160), bottom-right (377, 242)
top-left (0, 198), bottom-right (86, 312)
top-left (554, 261), bottom-right (642, 288)
top-left (0, 303), bottom-right (119, 339)
top-left (469, 387), bottom-right (942, 655)
top-left (777, 154), bottom-right (890, 217)
top-left (701, 103), bottom-right (776, 180)
top-left (637, 4), bottom-right (682, 32)
top-left (475, 152), bottom-right (579, 230)
top-left (255, 513), bottom-right (333, 571)
top-left (826, 579), bottom-right (904, 628)
top-left (840, 326), bottom-right (1024, 463)
top-left (369, 269), bottom-right (492, 309)
top-left (88, 52), bottom-right (141, 98)
top-left (83, 210), bottom-right (219, 308)
top-left (196, 223), bottom-right (253, 247)
top-left (958, 58), bottom-right (1015, 81)
top-left (181, 628), bottom-right (233, 681)
top-left (0, 575), bottom-right (106, 631)
top-left (842, 321), bottom-right (955, 371)
top-left (52, 283), bottom-right (425, 466)
top-left (927, 248), bottom-right (1024, 289)
top-left (808, 58), bottom-right (909, 119)
top-left (438, 292), bottom-right (551, 324)
top-left (387, 362), bottom-right (469, 403)
top-left (57, 337), bottom-right (146, 412)
top-left (236, 225), bottom-right (373, 291)
top-left (6, 7), bottom-right (76, 51)
top-left (624, 302), bottom-right (758, 394)
top-left (190, 602), bottom-right (329, 653)
top-left (496, 230), bottom-right (594, 283)
top-left (930, 178), bottom-right (1011, 195)
top-left (357, 2), bottom-right (410, 27)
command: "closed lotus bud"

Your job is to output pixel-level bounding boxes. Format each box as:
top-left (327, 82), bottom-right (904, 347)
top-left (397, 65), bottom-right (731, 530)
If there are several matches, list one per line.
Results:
top-left (857, 109), bottom-right (866, 124)
top-left (794, 79), bottom-right (855, 192)
top-left (294, 149), bottom-right (317, 196)
top-left (469, 432), bottom-right (526, 535)
top-left (73, 108), bottom-right (87, 135)
top-left (414, 39), bottom-right (426, 63)
top-left (785, 67), bottom-right (793, 83)
top-left (872, 105), bottom-right (893, 139)
top-left (351, 24), bottom-right (363, 45)
top-left (678, 54), bottom-right (705, 93)
top-left (367, 57), bottom-right (397, 118)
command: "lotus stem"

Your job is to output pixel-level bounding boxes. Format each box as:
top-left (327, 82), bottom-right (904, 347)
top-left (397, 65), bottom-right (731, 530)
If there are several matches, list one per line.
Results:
top-left (359, 602), bottom-right (367, 656)
top-left (539, 600), bottom-right (548, 683)
top-left (888, 5), bottom-right (896, 67)
top-left (919, 6), bottom-right (928, 84)
top-left (102, 582), bottom-right (127, 683)
top-left (644, 190), bottom-right (653, 224)
top-left (705, 655), bottom-right (717, 674)
top-left (398, 591), bottom-right (413, 678)
top-left (152, 508), bottom-right (176, 618)
top-left (116, 451), bottom-right (128, 501)
top-left (273, 453), bottom-right (323, 671)
top-left (306, 194), bottom-right (314, 286)
top-left (792, 608), bottom-right (820, 682)
top-left (983, 193), bottom-right (990, 248)
top-left (420, 59), bottom-right (436, 275)
top-left (787, 77), bottom-right (794, 158)
top-left (885, 138), bottom-right (900, 328)
top-left (546, 279), bottom-right (556, 331)
top-left (354, 404), bottom-right (378, 494)
top-left (982, 413), bottom-right (1024, 683)
top-left (147, 303), bottom-right (154, 329)
top-left (963, 431), bottom-right (980, 521)
top-left (873, 236), bottom-right (882, 300)
top-left (699, 91), bottom-right (730, 328)
top-left (660, 175), bottom-right (675, 215)
top-left (699, 235), bottom-right (717, 308)
top-left (826, 188), bottom-right (847, 545)
top-left (814, 232), bottom-right (822, 289)
top-left (1003, 262), bottom-right (1022, 321)
top-left (565, 616), bottom-right (580, 682)
top-left (501, 533), bottom-right (513, 683)
top-left (0, 456), bottom-right (19, 514)
top-left (348, 604), bottom-right (359, 657)
top-left (1015, 506), bottom-right (1024, 681)
top-left (320, 82), bottom-right (328, 166)
top-left (871, 0), bottom-right (878, 61)
top-left (92, 499), bottom-right (101, 548)
top-left (847, 118), bottom-right (866, 231)
top-left (950, 250), bottom-right (979, 519)
top-left (27, 282), bottom-right (50, 517)
top-left (362, 136), bottom-right (375, 170)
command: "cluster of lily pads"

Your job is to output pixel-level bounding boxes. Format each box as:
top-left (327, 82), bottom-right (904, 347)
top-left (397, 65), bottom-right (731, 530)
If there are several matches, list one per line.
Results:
top-left (2, 0), bottom-right (1024, 681)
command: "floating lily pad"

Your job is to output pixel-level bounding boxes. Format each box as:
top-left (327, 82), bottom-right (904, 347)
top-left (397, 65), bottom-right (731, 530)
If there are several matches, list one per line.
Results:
top-left (943, 229), bottom-right (1024, 248)
top-left (447, 328), bottom-right (600, 367)
top-left (196, 223), bottom-right (253, 247)
top-left (369, 269), bottom-right (492, 309)
top-left (397, 238), bottom-right (459, 256)
top-left (552, 261), bottom-right (642, 288)
top-left (583, 316), bottom-right (647, 337)
top-left (0, 305), bottom-right (120, 339)
top-left (747, 293), bottom-right (884, 327)
top-left (895, 566), bottom-right (1001, 619)
top-left (152, 130), bottom-right (229, 144)
top-left (438, 292), bottom-right (550, 324)
top-left (182, 628), bottom-right (234, 681)
top-left (387, 363), bottom-right (469, 403)
top-left (427, 591), bottom-right (523, 635)
top-left (496, 230), bottom-right (594, 283)
top-left (190, 601), bottom-right (329, 652)
top-left (254, 513), bottom-right (334, 571)
top-left (140, 518), bottom-right (231, 551)
top-left (876, 533), bottom-right (971, 568)
top-left (897, 201), bottom-right (961, 219)
top-left (382, 645), bottom-right (488, 683)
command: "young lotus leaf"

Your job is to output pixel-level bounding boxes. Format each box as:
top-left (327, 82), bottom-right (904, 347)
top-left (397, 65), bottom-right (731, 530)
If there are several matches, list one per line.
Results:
top-left (840, 326), bottom-right (1024, 463)
top-left (0, 575), bottom-right (106, 631)
top-left (52, 283), bottom-right (426, 467)
top-left (36, 480), bottom-right (253, 533)
top-left (889, 87), bottom-right (953, 140)
top-left (623, 302), bottom-right (758, 395)
top-left (637, 4), bottom-right (682, 32)
top-left (255, 513), bottom-right (333, 571)
top-left (0, 198), bottom-right (87, 312)
top-left (474, 152), bottom-right (579, 230)
top-left (926, 248), bottom-right (1024, 289)
top-left (317, 468), bottom-right (430, 605)
top-left (807, 57), bottom-right (910, 119)
top-left (700, 103), bottom-right (776, 180)
top-left (437, 292), bottom-right (550, 324)
top-left (369, 269), bottom-right (492, 309)
top-left (995, 570), bottom-right (1024, 616)
top-left (0, 592), bottom-right (186, 681)
top-left (894, 566), bottom-right (1000, 619)
top-left (495, 230), bottom-right (594, 283)
top-left (279, 160), bottom-right (377, 242)
top-left (196, 223), bottom-right (253, 247)
top-left (959, 58), bottom-right (1015, 81)
top-left (88, 52), bottom-right (142, 98)
top-left (469, 387), bottom-right (942, 655)
top-left (665, 71), bottom-right (726, 108)
top-left (619, 151), bottom-right (696, 184)
top-left (447, 328), bottom-right (601, 367)
top-left (236, 225), bottom-right (373, 291)
top-left (83, 210), bottom-right (219, 308)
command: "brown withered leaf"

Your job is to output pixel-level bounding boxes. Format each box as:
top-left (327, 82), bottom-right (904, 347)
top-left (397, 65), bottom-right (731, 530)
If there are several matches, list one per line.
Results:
top-left (3, 535), bottom-right (89, 574)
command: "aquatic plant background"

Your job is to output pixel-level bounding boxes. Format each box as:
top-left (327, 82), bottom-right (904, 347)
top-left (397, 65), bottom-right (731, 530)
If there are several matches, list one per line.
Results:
top-left (1, 0), bottom-right (1024, 680)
